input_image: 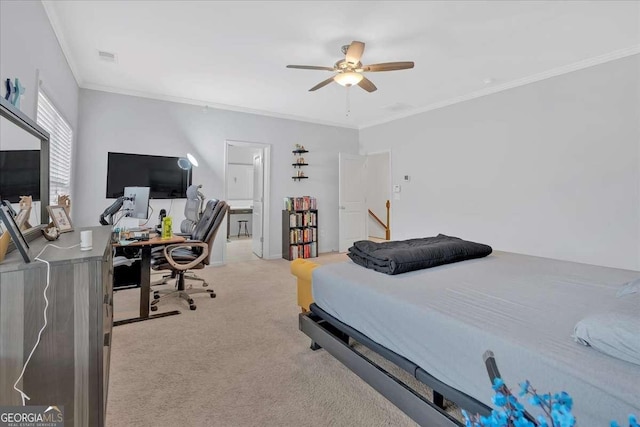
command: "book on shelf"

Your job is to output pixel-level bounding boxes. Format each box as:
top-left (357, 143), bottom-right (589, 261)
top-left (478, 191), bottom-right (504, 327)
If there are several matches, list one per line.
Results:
top-left (289, 242), bottom-right (317, 260)
top-left (283, 196), bottom-right (317, 211)
top-left (288, 211), bottom-right (317, 227)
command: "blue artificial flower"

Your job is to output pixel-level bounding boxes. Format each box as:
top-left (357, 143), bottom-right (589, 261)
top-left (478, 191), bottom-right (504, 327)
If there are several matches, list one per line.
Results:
top-left (514, 416), bottom-right (535, 427)
top-left (461, 409), bottom-right (473, 427)
top-left (467, 377), bottom-right (634, 427)
top-left (556, 391), bottom-right (573, 410)
top-left (529, 394), bottom-right (541, 406)
top-left (537, 415), bottom-right (549, 427)
top-left (492, 392), bottom-right (507, 407)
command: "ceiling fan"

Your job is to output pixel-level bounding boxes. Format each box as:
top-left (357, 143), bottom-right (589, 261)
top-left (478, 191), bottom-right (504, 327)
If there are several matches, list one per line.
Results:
top-left (286, 41), bottom-right (414, 93)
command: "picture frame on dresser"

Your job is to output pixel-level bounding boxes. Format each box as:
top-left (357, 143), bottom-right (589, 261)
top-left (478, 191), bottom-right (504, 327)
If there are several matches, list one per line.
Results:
top-left (47, 204), bottom-right (74, 233)
top-left (0, 204), bottom-right (31, 263)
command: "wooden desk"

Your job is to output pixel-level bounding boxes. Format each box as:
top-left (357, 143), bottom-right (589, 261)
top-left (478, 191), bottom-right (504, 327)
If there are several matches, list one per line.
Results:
top-left (113, 234), bottom-right (185, 326)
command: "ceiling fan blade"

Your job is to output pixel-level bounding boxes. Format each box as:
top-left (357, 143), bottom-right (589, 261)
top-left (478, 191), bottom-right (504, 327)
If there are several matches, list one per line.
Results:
top-left (362, 62), bottom-right (415, 72)
top-left (287, 65), bottom-right (335, 71)
top-left (345, 41), bottom-right (365, 65)
top-left (309, 76), bottom-right (336, 91)
top-left (358, 76), bottom-right (377, 93)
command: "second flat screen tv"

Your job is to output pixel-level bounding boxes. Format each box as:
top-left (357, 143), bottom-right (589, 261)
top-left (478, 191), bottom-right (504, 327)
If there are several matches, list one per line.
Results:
top-left (106, 152), bottom-right (191, 199)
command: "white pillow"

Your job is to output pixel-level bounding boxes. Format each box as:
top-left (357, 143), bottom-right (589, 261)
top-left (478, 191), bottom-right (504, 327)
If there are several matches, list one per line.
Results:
top-left (574, 312), bottom-right (640, 366)
top-left (617, 278), bottom-right (640, 297)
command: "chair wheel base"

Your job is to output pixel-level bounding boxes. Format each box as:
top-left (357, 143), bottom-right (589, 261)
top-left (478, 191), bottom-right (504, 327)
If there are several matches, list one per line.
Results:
top-left (189, 305), bottom-right (197, 310)
top-left (207, 290), bottom-right (216, 298)
top-left (150, 305), bottom-right (158, 312)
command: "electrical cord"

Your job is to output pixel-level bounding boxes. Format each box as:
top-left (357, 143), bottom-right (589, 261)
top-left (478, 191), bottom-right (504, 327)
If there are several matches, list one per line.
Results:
top-left (140, 205), bottom-right (154, 226)
top-left (13, 242), bottom-right (80, 405)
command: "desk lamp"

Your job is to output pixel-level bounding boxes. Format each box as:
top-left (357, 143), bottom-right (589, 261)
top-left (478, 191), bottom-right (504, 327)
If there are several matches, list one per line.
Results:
top-left (177, 153), bottom-right (198, 191)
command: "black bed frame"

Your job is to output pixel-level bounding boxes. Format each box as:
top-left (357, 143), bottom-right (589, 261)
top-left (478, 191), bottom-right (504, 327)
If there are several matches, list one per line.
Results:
top-left (300, 303), bottom-right (496, 427)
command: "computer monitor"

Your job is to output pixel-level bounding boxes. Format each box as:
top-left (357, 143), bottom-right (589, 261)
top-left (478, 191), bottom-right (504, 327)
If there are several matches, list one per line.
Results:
top-left (123, 186), bottom-right (150, 219)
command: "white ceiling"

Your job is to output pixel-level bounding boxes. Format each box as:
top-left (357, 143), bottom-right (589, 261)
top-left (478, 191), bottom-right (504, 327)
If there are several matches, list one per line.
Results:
top-left (44, 1), bottom-right (640, 129)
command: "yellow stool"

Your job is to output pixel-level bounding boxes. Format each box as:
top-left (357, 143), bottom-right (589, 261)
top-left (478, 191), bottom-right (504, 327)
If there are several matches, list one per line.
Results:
top-left (290, 258), bottom-right (320, 312)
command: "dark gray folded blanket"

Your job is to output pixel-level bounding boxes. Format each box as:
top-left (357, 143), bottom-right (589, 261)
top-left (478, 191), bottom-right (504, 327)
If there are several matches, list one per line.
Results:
top-left (347, 234), bottom-right (492, 275)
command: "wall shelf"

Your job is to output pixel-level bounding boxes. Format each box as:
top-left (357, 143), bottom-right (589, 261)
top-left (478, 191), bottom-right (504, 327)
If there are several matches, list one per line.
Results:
top-left (292, 147), bottom-right (309, 180)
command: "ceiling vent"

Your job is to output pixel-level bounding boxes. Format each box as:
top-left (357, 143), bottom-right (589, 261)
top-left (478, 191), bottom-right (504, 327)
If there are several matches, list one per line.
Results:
top-left (383, 102), bottom-right (414, 112)
top-left (98, 50), bottom-right (117, 63)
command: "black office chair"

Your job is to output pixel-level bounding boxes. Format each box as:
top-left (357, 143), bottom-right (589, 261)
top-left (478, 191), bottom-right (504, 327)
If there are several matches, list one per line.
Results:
top-left (152, 187), bottom-right (215, 288)
top-left (150, 199), bottom-right (228, 311)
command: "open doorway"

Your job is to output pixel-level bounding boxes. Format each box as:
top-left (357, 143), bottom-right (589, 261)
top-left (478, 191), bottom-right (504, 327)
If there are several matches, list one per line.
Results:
top-left (337, 150), bottom-right (392, 252)
top-left (366, 151), bottom-right (391, 241)
top-left (224, 140), bottom-right (271, 263)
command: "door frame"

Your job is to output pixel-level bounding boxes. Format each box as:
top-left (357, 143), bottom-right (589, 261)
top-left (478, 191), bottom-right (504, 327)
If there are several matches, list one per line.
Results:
top-left (224, 139), bottom-right (271, 261)
top-left (364, 149), bottom-right (393, 239)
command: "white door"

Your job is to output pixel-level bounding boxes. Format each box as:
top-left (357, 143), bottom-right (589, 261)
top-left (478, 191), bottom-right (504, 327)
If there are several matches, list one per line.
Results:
top-left (252, 152), bottom-right (264, 257)
top-left (339, 153), bottom-right (367, 252)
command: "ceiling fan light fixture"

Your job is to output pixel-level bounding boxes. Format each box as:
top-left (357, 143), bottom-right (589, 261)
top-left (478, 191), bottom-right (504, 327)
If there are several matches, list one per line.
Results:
top-left (334, 72), bottom-right (363, 87)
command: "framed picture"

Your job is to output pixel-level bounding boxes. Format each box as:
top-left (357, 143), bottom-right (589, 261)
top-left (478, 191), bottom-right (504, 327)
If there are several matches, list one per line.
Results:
top-left (47, 205), bottom-right (74, 233)
top-left (0, 204), bottom-right (31, 263)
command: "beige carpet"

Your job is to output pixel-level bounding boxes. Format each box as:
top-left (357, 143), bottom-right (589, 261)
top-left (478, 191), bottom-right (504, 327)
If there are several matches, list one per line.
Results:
top-left (107, 254), bottom-right (455, 427)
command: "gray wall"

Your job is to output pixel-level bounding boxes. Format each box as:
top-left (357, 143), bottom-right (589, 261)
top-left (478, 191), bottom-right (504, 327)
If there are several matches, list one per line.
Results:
top-left (0, 0), bottom-right (79, 224)
top-left (360, 55), bottom-right (640, 270)
top-left (75, 89), bottom-right (359, 260)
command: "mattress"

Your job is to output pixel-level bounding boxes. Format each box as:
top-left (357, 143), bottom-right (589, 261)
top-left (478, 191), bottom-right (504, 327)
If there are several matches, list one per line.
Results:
top-left (311, 251), bottom-right (640, 426)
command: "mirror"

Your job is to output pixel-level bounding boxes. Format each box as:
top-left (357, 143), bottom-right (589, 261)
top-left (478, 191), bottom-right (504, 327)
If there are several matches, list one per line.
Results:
top-left (0, 115), bottom-right (42, 233)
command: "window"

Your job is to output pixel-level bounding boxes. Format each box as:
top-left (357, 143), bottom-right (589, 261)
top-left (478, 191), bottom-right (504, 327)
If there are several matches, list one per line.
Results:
top-left (36, 91), bottom-right (73, 204)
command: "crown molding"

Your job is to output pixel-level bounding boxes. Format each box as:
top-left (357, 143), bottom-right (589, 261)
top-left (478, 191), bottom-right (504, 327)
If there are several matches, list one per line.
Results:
top-left (41, 1), bottom-right (83, 86)
top-left (359, 45), bottom-right (640, 130)
top-left (80, 83), bottom-right (359, 130)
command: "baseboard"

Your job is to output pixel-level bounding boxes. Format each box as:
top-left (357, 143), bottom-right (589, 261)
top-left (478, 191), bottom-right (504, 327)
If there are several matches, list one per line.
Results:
top-left (210, 261), bottom-right (224, 267)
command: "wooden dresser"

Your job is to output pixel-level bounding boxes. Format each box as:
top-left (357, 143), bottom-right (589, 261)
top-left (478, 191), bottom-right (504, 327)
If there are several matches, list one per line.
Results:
top-left (0, 226), bottom-right (113, 427)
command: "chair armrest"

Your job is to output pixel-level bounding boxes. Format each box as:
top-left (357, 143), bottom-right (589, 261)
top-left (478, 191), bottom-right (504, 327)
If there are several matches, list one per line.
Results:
top-left (163, 242), bottom-right (208, 270)
top-left (174, 232), bottom-right (192, 237)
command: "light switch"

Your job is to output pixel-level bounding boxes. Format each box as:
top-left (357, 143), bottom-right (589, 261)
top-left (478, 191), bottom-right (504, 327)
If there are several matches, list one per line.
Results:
top-left (393, 184), bottom-right (401, 193)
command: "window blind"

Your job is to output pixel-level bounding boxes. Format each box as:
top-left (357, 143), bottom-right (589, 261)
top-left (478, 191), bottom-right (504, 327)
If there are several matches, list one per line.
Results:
top-left (36, 91), bottom-right (73, 204)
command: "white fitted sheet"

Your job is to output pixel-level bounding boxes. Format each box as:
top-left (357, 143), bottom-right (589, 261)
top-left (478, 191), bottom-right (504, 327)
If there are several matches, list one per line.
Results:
top-left (312, 251), bottom-right (640, 426)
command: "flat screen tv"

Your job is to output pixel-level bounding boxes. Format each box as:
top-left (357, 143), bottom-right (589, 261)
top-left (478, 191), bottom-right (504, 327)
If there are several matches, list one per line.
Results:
top-left (0, 150), bottom-right (41, 203)
top-left (106, 152), bottom-right (191, 199)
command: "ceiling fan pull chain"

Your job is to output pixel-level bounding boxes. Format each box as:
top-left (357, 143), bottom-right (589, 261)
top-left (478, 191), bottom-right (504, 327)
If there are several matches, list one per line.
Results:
top-left (346, 86), bottom-right (351, 117)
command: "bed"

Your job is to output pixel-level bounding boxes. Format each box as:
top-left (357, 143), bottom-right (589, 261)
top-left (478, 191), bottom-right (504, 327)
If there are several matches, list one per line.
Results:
top-left (298, 251), bottom-right (640, 427)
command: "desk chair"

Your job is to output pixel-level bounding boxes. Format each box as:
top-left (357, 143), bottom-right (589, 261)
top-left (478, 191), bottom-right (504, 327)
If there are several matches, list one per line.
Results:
top-left (150, 199), bottom-right (227, 311)
top-left (153, 187), bottom-right (213, 288)
top-left (179, 184), bottom-right (205, 234)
